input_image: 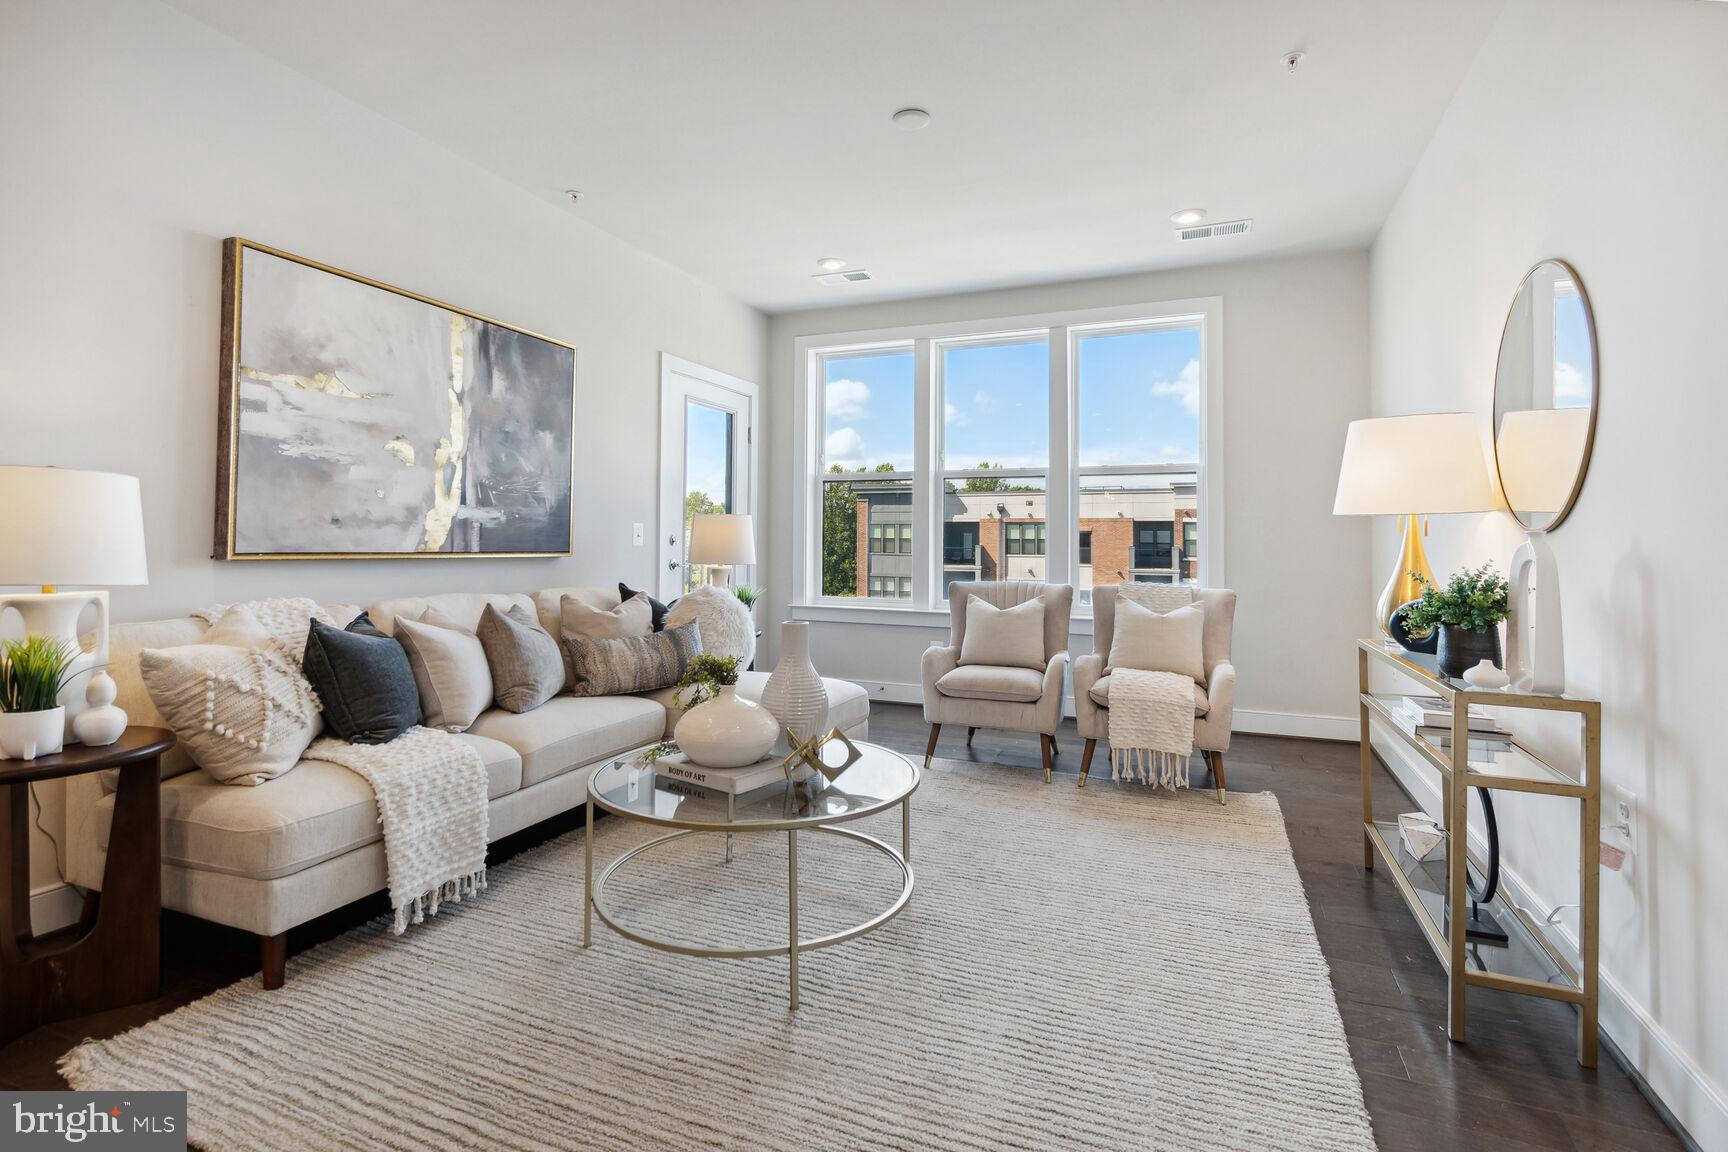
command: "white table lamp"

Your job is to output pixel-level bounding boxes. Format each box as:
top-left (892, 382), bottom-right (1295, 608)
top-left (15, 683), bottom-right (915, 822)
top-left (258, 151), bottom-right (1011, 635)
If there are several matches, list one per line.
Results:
top-left (0, 466), bottom-right (148, 740)
top-left (1333, 414), bottom-right (1498, 640)
top-left (1495, 408), bottom-right (1590, 694)
top-left (688, 513), bottom-right (755, 587)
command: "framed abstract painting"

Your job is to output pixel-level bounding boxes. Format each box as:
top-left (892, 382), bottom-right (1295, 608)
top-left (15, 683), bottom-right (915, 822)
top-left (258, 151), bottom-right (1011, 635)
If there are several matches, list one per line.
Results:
top-left (215, 239), bottom-right (576, 559)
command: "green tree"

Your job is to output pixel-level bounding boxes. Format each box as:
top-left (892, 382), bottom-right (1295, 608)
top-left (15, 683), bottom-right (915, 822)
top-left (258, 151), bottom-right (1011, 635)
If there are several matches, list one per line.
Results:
top-left (821, 467), bottom-right (858, 595)
top-left (685, 489), bottom-right (725, 526)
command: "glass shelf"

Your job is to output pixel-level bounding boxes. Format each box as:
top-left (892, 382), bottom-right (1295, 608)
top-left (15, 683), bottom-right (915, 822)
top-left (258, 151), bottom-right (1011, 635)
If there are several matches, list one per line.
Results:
top-left (1361, 693), bottom-right (1588, 796)
top-left (1367, 820), bottom-right (1579, 994)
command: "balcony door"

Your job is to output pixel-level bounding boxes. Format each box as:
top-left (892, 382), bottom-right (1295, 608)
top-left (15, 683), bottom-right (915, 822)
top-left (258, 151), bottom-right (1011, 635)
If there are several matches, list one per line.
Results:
top-left (658, 354), bottom-right (758, 598)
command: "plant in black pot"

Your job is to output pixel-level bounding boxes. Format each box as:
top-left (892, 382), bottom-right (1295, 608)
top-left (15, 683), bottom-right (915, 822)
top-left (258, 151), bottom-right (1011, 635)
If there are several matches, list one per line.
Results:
top-left (1405, 562), bottom-right (1510, 680)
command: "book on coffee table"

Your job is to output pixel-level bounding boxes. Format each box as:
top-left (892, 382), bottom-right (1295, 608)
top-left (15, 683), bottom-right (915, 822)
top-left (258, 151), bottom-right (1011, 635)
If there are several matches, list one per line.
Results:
top-left (655, 754), bottom-right (812, 796)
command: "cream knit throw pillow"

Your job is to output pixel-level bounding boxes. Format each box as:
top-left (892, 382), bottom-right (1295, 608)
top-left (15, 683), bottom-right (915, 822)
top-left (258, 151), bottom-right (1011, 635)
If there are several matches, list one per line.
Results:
top-left (140, 607), bottom-right (321, 786)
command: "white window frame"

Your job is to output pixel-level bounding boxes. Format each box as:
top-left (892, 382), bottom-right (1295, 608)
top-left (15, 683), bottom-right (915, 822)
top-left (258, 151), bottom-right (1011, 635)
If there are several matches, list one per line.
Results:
top-left (790, 297), bottom-right (1223, 627)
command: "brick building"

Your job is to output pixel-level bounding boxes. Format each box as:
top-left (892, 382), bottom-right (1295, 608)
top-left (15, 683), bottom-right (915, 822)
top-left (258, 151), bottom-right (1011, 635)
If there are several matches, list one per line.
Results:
top-left (848, 481), bottom-right (1198, 600)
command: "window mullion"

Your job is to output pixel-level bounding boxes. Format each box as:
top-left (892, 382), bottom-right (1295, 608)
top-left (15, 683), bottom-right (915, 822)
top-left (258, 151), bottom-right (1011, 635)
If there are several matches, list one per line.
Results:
top-left (912, 336), bottom-right (934, 610)
top-left (1045, 324), bottom-right (1073, 595)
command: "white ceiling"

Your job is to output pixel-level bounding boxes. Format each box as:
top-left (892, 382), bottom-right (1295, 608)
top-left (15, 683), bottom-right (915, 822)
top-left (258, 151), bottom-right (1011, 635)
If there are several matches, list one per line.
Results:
top-left (167, 0), bottom-right (1505, 313)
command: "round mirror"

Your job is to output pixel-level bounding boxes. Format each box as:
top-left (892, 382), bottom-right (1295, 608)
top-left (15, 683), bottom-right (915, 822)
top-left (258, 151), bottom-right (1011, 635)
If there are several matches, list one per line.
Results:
top-left (1492, 259), bottom-right (1597, 532)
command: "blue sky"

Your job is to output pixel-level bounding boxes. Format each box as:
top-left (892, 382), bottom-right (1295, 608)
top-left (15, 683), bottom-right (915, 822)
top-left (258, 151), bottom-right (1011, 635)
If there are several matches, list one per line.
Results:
top-left (685, 400), bottom-right (734, 505)
top-left (1553, 292), bottom-right (1591, 407)
top-left (822, 326), bottom-right (1201, 473)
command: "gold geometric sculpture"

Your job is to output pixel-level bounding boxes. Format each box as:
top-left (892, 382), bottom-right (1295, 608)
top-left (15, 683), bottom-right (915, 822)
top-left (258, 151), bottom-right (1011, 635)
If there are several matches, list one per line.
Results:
top-left (780, 725), bottom-right (863, 782)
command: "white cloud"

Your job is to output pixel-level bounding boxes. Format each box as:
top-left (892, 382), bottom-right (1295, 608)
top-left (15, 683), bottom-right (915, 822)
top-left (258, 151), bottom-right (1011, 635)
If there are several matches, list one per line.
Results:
top-left (1553, 361), bottom-right (1589, 405)
top-left (824, 427), bottom-right (867, 468)
top-left (1151, 358), bottom-right (1201, 416)
top-left (1160, 444), bottom-right (1188, 460)
top-left (944, 401), bottom-right (965, 424)
top-left (825, 378), bottom-right (872, 420)
top-left (971, 389), bottom-right (998, 414)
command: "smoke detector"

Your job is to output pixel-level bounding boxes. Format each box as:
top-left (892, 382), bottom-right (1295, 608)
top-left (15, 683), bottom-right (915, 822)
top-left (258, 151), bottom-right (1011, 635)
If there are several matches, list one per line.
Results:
top-left (1175, 218), bottom-right (1253, 241)
top-left (814, 268), bottom-right (874, 285)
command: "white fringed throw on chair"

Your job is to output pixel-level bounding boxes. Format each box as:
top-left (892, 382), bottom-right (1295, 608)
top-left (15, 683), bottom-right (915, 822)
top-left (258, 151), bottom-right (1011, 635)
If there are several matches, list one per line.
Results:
top-left (1107, 584), bottom-right (1197, 787)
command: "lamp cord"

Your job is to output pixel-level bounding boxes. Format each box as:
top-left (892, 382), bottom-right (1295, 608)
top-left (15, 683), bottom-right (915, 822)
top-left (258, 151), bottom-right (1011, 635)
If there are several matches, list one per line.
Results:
top-left (28, 781), bottom-right (66, 882)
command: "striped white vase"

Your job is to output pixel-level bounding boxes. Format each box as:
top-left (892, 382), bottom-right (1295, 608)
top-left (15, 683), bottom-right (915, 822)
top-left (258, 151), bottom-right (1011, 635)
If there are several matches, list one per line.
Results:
top-left (759, 621), bottom-right (829, 752)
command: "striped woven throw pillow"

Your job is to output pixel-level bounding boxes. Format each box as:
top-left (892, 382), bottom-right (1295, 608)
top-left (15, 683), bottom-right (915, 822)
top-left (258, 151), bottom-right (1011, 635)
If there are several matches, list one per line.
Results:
top-left (563, 621), bottom-right (701, 698)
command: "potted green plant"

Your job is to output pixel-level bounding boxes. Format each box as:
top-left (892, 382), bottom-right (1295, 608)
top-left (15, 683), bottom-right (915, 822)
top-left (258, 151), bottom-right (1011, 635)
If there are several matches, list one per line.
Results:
top-left (1404, 562), bottom-right (1510, 680)
top-left (671, 653), bottom-right (776, 768)
top-left (0, 635), bottom-right (79, 760)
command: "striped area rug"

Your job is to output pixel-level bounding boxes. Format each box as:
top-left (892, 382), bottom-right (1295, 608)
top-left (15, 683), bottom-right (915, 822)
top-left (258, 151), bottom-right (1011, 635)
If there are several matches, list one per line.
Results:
top-left (62, 760), bottom-right (1375, 1152)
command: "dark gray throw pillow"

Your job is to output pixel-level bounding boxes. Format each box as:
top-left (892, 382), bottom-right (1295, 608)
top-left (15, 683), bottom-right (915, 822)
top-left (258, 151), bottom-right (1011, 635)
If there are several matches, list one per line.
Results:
top-left (302, 613), bottom-right (422, 744)
top-left (619, 582), bottom-right (672, 631)
top-left (564, 620), bottom-right (700, 697)
top-left (476, 603), bottom-right (563, 713)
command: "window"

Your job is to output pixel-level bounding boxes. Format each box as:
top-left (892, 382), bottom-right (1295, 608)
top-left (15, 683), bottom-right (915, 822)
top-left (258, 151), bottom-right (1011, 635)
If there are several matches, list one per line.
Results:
top-left (796, 298), bottom-right (1218, 614)
top-left (818, 348), bottom-right (914, 598)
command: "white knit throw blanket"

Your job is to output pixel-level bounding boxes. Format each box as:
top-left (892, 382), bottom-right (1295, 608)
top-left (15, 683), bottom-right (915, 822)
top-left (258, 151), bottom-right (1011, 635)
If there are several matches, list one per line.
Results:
top-left (303, 729), bottom-right (489, 934)
top-left (196, 598), bottom-right (490, 933)
top-left (1107, 584), bottom-right (1197, 788)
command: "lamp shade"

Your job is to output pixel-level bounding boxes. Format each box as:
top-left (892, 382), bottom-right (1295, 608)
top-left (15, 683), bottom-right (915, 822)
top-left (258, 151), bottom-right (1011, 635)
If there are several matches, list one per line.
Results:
top-left (688, 513), bottom-right (756, 566)
top-left (0, 466), bottom-right (148, 586)
top-left (1332, 414), bottom-right (1498, 516)
top-left (1496, 407), bottom-right (1591, 516)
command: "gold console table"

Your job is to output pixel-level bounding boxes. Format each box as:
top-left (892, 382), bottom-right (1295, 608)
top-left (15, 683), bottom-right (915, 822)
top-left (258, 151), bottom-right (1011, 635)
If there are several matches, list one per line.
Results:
top-left (1357, 639), bottom-right (1601, 1066)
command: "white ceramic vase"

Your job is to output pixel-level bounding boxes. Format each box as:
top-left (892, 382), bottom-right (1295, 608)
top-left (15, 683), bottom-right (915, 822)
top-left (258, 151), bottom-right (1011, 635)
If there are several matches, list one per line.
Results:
top-left (760, 621), bottom-right (829, 751)
top-left (1462, 659), bottom-right (1511, 691)
top-left (674, 686), bottom-right (778, 768)
top-left (72, 670), bottom-right (128, 748)
top-left (0, 707), bottom-right (66, 761)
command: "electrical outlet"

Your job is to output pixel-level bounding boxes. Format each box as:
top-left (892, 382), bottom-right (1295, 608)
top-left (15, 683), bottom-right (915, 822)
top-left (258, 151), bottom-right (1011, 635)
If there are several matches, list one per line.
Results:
top-left (632, 523), bottom-right (644, 546)
top-left (1614, 785), bottom-right (1637, 847)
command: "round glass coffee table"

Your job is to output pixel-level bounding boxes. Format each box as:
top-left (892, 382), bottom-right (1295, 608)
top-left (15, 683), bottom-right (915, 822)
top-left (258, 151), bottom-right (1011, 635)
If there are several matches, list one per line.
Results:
top-left (584, 740), bottom-right (918, 1009)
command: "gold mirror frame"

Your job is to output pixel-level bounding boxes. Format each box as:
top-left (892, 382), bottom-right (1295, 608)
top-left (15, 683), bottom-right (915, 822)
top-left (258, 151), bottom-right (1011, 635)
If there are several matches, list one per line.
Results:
top-left (1491, 258), bottom-right (1599, 533)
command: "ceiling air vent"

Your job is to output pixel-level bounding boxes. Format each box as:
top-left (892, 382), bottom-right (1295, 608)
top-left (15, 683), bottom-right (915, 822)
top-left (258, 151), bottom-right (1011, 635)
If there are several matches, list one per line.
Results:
top-left (1175, 219), bottom-right (1252, 241)
top-left (813, 268), bottom-right (874, 286)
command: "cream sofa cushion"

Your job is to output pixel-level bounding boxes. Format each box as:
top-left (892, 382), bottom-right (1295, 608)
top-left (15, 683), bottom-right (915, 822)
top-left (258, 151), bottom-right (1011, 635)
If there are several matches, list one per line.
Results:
top-left (365, 593), bottom-right (534, 637)
top-left (1107, 599), bottom-right (1205, 683)
top-left (139, 608), bottom-right (321, 786)
top-left (468, 695), bottom-right (666, 786)
top-left (530, 586), bottom-right (621, 639)
top-left (937, 665), bottom-right (1045, 703)
top-left (1088, 674), bottom-right (1209, 716)
top-left (957, 596), bottom-right (1047, 671)
top-left (394, 609), bottom-right (493, 733)
top-left (107, 615), bottom-right (210, 781)
top-left (92, 733), bottom-right (521, 882)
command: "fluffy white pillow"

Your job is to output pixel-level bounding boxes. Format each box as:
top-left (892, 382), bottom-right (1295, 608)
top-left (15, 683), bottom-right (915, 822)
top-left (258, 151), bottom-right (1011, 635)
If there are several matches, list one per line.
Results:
top-left (663, 585), bottom-right (756, 666)
top-left (394, 609), bottom-right (494, 732)
top-left (958, 596), bottom-right (1047, 671)
top-left (139, 607), bottom-right (321, 786)
top-left (1107, 599), bottom-right (1205, 683)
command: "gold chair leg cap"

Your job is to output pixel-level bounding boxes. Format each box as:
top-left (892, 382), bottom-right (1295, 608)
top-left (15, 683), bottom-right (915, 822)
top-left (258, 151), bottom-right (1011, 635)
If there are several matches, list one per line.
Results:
top-left (1216, 787), bottom-right (1226, 806)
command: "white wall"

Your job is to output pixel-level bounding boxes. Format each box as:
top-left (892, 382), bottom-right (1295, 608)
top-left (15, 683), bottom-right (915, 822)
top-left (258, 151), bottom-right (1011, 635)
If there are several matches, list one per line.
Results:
top-left (1368, 1), bottom-right (1728, 1144)
top-left (763, 252), bottom-right (1373, 735)
top-left (0, 0), bottom-right (766, 915)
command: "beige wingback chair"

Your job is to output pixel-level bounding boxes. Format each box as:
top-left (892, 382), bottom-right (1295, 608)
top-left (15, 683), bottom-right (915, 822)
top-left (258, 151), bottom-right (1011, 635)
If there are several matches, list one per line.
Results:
top-left (1073, 587), bottom-right (1237, 801)
top-left (921, 581), bottom-right (1072, 781)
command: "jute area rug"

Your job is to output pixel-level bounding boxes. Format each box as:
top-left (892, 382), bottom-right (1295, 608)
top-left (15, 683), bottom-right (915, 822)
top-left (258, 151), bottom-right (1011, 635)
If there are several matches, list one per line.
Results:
top-left (63, 759), bottom-right (1375, 1152)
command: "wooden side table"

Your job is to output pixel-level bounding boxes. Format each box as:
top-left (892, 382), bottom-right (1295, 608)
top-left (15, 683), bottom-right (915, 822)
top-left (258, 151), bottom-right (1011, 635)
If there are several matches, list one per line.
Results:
top-left (0, 727), bottom-right (174, 1048)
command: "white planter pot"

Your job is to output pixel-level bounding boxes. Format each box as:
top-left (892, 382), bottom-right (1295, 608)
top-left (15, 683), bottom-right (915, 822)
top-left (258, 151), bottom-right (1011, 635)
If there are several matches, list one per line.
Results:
top-left (674, 686), bottom-right (778, 768)
top-left (0, 707), bottom-right (66, 761)
top-left (759, 621), bottom-right (829, 751)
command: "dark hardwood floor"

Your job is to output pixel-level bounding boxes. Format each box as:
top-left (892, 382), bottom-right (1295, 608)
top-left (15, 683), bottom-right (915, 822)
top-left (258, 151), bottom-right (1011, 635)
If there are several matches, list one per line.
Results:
top-left (0, 702), bottom-right (1685, 1151)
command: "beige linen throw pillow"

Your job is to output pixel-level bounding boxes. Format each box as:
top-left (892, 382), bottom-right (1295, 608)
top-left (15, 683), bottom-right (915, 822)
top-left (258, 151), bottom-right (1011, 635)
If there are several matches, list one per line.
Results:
top-left (557, 593), bottom-right (652, 690)
top-left (394, 609), bottom-right (494, 732)
top-left (139, 607), bottom-right (321, 786)
top-left (1107, 599), bottom-right (1205, 683)
top-left (958, 596), bottom-right (1047, 671)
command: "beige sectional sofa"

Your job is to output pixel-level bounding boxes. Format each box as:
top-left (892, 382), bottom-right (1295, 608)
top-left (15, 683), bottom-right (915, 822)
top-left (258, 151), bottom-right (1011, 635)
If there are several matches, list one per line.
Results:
top-left (62, 586), bottom-right (868, 986)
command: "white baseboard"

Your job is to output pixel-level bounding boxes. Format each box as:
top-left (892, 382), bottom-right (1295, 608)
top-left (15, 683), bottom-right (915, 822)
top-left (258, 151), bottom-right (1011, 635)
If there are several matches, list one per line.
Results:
top-left (1374, 735), bottom-right (1718, 1151)
top-left (1233, 709), bottom-right (1357, 742)
top-left (30, 881), bottom-right (82, 935)
top-left (850, 678), bottom-right (924, 706)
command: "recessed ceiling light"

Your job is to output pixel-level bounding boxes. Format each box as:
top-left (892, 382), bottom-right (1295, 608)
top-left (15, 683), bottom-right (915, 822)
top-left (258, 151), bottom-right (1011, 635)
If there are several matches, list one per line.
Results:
top-left (891, 107), bottom-right (931, 130)
top-left (1170, 208), bottom-right (1206, 226)
top-left (816, 257), bottom-right (847, 272)
top-left (564, 189), bottom-right (585, 202)
top-left (1282, 50), bottom-right (1306, 73)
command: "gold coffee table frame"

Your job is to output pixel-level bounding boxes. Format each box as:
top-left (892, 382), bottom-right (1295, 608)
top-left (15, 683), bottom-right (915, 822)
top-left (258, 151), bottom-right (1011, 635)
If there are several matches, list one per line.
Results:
top-left (583, 744), bottom-right (919, 1010)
